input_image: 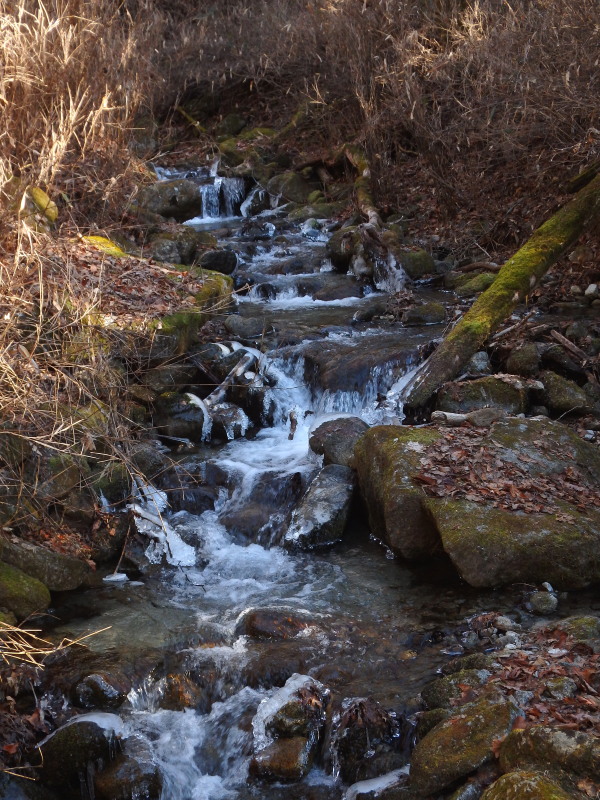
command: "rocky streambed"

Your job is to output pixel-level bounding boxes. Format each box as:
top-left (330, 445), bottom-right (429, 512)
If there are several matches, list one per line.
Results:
top-left (2, 161), bottom-right (600, 800)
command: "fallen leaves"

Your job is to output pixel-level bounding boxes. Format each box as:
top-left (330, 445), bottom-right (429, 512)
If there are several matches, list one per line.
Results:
top-left (415, 426), bottom-right (600, 516)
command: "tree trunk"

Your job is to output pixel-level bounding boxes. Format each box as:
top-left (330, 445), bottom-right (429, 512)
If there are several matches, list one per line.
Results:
top-left (403, 173), bottom-right (600, 410)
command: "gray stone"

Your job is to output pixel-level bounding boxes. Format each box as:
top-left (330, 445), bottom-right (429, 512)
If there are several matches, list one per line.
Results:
top-left (199, 249), bottom-right (238, 275)
top-left (135, 179), bottom-right (202, 222)
top-left (309, 416), bottom-right (369, 467)
top-left (528, 590), bottom-right (558, 615)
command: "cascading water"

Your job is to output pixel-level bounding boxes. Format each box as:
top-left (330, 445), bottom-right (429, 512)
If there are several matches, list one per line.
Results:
top-left (42, 194), bottom-right (538, 800)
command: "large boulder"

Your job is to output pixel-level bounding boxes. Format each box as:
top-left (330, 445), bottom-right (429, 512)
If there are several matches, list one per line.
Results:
top-left (0, 560), bottom-right (51, 620)
top-left (409, 694), bottom-right (519, 796)
top-left (355, 417), bottom-right (600, 588)
top-left (0, 534), bottom-right (90, 591)
top-left (541, 370), bottom-right (592, 416)
top-left (267, 172), bottom-right (313, 204)
top-left (135, 179), bottom-right (202, 222)
top-left (424, 497), bottom-right (600, 589)
top-left (40, 719), bottom-right (116, 796)
top-left (499, 726), bottom-right (600, 783)
top-left (353, 426), bottom-right (443, 560)
top-left (284, 464), bottom-right (355, 550)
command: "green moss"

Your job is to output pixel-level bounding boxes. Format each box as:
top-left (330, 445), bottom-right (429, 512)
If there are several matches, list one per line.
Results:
top-left (555, 615), bottom-right (600, 641)
top-left (239, 127), bottom-right (276, 141)
top-left (421, 669), bottom-right (490, 710)
top-left (481, 771), bottom-right (574, 800)
top-left (0, 560), bottom-right (51, 620)
top-left (83, 235), bottom-right (129, 257)
top-left (455, 272), bottom-right (497, 297)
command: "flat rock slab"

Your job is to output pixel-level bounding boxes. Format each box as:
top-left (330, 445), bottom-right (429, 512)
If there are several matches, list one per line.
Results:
top-left (1, 533), bottom-right (90, 591)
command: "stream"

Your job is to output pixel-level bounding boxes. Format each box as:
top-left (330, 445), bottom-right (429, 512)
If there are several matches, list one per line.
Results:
top-left (31, 174), bottom-right (600, 800)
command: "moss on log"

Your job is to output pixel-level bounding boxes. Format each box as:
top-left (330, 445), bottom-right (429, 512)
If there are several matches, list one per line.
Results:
top-left (404, 173), bottom-right (600, 410)
top-left (343, 144), bottom-right (382, 228)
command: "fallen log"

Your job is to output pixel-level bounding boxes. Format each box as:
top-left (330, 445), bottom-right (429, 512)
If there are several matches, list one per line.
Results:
top-left (403, 173), bottom-right (600, 410)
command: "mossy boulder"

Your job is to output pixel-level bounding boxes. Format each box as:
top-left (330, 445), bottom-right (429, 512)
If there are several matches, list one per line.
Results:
top-left (353, 425), bottom-right (443, 560)
top-left (541, 370), bottom-right (592, 416)
top-left (436, 376), bottom-right (527, 414)
top-left (135, 179), bottom-right (203, 222)
top-left (215, 113), bottom-right (247, 137)
top-left (267, 172), bottom-right (314, 204)
top-left (287, 202), bottom-right (344, 221)
top-left (199, 249), bottom-right (238, 275)
top-left (402, 302), bottom-right (446, 326)
top-left (142, 363), bottom-right (199, 394)
top-left (425, 497), bottom-right (600, 589)
top-left (499, 726), bottom-right (600, 782)
top-left (146, 227), bottom-right (215, 265)
top-left (34, 452), bottom-right (91, 501)
top-left (327, 226), bottom-right (361, 272)
top-left (0, 560), bottom-right (51, 620)
top-left (0, 534), bottom-right (90, 591)
top-left (218, 138), bottom-right (248, 167)
top-left (409, 694), bottom-right (519, 796)
top-left (421, 668), bottom-right (491, 710)
top-left (398, 249), bottom-right (435, 279)
top-left (455, 272), bottom-right (497, 297)
top-left (309, 416), bottom-right (369, 467)
top-left (90, 462), bottom-right (131, 505)
top-left (480, 771), bottom-right (576, 800)
top-left (554, 615), bottom-right (600, 641)
top-left (506, 343), bottom-right (541, 377)
top-left (94, 738), bottom-right (162, 800)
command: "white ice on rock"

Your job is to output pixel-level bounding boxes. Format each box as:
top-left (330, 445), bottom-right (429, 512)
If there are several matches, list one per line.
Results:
top-left (252, 673), bottom-right (325, 752)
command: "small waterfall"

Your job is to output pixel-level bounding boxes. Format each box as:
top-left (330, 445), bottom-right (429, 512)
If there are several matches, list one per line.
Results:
top-left (201, 179), bottom-right (223, 218)
top-left (222, 177), bottom-right (246, 217)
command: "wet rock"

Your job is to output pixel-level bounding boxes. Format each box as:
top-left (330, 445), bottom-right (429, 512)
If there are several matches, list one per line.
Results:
top-left (0, 561), bottom-right (51, 620)
top-left (145, 226), bottom-right (214, 265)
top-left (402, 302), bottom-right (445, 326)
top-left (249, 736), bottom-right (315, 782)
top-left (94, 737), bottom-right (162, 800)
top-left (442, 653), bottom-right (497, 675)
top-left (309, 416), bottom-right (369, 467)
top-left (135, 179), bottom-right (203, 222)
top-left (331, 697), bottom-right (402, 785)
top-left (327, 227), bottom-right (361, 272)
top-left (354, 425), bottom-right (442, 560)
top-left (345, 770), bottom-right (415, 800)
top-left (397, 249), bottom-right (435, 280)
top-left (235, 607), bottom-right (316, 640)
top-left (40, 720), bottom-right (116, 795)
top-left (129, 441), bottom-right (170, 481)
top-left (499, 725), bottom-right (600, 782)
top-left (415, 708), bottom-right (451, 740)
top-left (421, 669), bottom-right (491, 710)
top-left (480, 770), bottom-right (574, 800)
top-left (267, 172), bottom-right (314, 204)
top-left (284, 464), bottom-right (355, 550)
top-left (506, 343), bottom-right (540, 377)
top-left (409, 694), bottom-right (519, 796)
top-left (74, 672), bottom-right (131, 710)
top-left (154, 393), bottom-right (207, 441)
top-left (199, 249), bottom-right (238, 275)
top-left (254, 673), bottom-right (329, 742)
top-left (541, 370), bottom-right (591, 416)
top-left (210, 402), bottom-right (250, 440)
top-left (241, 186), bottom-right (271, 216)
top-left (0, 533), bottom-right (90, 591)
top-left (436, 376), bottom-right (527, 415)
top-left (159, 673), bottom-right (206, 711)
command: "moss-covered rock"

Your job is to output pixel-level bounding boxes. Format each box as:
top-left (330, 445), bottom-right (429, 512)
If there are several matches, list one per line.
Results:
top-left (215, 113), bottom-right (247, 137)
top-left (436, 376), bottom-right (527, 414)
top-left (327, 226), bottom-right (361, 272)
top-left (0, 429), bottom-right (32, 468)
top-left (480, 771), bottom-right (575, 800)
top-left (146, 226), bottom-right (215, 265)
top-left (409, 694), bottom-right (519, 796)
top-left (499, 726), bottom-right (600, 782)
top-left (398, 249), bottom-right (435, 279)
top-left (455, 272), bottom-right (497, 297)
top-left (267, 172), bottom-right (314, 204)
top-left (0, 534), bottom-right (90, 591)
top-left (506, 343), bottom-right (541, 377)
top-left (554, 615), bottom-right (600, 641)
top-left (402, 302), bottom-right (446, 326)
top-left (421, 668), bottom-right (491, 710)
top-left (425, 497), bottom-right (600, 589)
top-left (34, 452), bottom-right (91, 501)
top-left (90, 462), bottom-right (131, 505)
top-left (41, 720), bottom-right (114, 793)
top-left (353, 425), bottom-right (443, 560)
top-left (83, 235), bottom-right (128, 258)
top-left (287, 202), bottom-right (344, 221)
top-left (415, 708), bottom-right (451, 740)
top-left (0, 560), bottom-right (51, 620)
top-left (541, 370), bottom-right (591, 416)
top-left (142, 363), bottom-right (199, 394)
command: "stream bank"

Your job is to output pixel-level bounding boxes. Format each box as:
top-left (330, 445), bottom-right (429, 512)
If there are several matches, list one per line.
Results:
top-left (2, 153), bottom-right (600, 800)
